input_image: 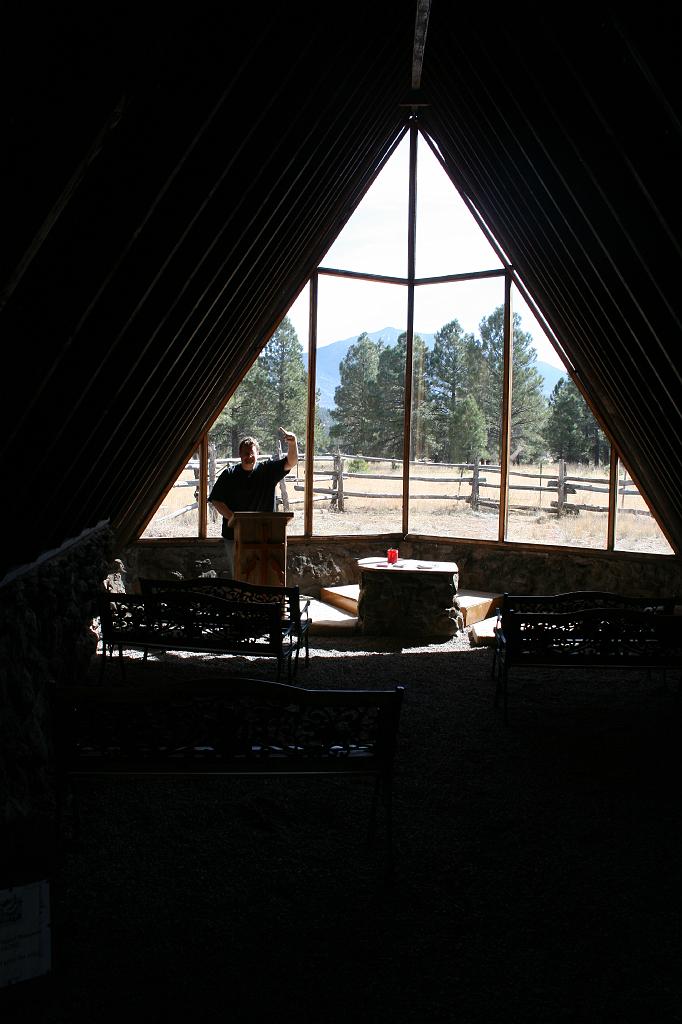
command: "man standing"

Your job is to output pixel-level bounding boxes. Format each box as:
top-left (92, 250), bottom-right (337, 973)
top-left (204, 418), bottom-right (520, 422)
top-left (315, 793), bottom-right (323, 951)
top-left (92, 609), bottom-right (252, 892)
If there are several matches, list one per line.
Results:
top-left (208, 427), bottom-right (298, 576)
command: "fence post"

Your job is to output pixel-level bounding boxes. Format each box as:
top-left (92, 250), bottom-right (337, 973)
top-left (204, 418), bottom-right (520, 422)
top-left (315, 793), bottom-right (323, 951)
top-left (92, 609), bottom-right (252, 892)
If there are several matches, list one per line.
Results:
top-left (333, 451), bottom-right (345, 511)
top-left (557, 458), bottom-right (566, 514)
top-left (470, 460), bottom-right (480, 510)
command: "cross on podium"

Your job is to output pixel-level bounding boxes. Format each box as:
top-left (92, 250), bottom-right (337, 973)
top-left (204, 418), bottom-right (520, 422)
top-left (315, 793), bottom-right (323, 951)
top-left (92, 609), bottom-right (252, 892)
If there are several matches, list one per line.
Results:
top-left (231, 512), bottom-right (294, 586)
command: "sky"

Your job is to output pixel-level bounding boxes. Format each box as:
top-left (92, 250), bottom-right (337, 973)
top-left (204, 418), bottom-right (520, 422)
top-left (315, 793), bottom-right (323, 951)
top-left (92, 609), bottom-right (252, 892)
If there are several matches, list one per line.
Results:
top-left (286, 133), bottom-right (566, 371)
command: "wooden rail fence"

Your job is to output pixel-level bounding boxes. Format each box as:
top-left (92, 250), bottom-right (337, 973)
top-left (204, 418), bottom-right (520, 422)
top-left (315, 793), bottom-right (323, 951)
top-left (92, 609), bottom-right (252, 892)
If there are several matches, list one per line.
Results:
top-left (293, 454), bottom-right (644, 517)
top-left (157, 451), bottom-right (646, 524)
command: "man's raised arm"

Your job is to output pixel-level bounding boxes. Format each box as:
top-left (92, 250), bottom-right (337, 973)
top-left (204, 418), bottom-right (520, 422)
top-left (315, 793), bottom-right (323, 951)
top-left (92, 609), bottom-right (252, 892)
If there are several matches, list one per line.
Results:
top-left (280, 428), bottom-right (299, 471)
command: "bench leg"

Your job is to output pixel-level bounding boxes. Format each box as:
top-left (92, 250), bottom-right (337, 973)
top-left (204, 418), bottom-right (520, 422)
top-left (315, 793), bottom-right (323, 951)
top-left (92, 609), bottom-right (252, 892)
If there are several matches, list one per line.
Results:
top-left (295, 632), bottom-right (309, 670)
top-left (292, 639), bottom-right (305, 679)
top-left (117, 644), bottom-right (127, 684)
top-left (494, 662), bottom-right (509, 723)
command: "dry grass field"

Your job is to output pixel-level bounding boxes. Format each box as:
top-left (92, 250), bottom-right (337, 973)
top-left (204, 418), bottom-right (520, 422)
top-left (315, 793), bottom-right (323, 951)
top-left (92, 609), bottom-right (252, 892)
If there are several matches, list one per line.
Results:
top-left (143, 459), bottom-right (672, 555)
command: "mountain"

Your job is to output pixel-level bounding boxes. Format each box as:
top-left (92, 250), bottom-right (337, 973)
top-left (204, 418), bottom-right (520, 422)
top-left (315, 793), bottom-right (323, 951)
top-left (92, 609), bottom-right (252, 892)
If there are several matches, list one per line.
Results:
top-left (304, 328), bottom-right (433, 409)
top-left (303, 327), bottom-right (565, 408)
top-left (535, 361), bottom-right (566, 397)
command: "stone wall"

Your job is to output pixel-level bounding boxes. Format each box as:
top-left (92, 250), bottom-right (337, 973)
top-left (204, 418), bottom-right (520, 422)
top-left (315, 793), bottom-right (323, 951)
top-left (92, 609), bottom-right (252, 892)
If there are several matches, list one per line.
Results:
top-left (0, 526), bottom-right (112, 876)
top-left (124, 536), bottom-right (682, 600)
top-left (358, 565), bottom-right (460, 636)
top-left (403, 539), bottom-right (682, 599)
top-left (121, 537), bottom-right (394, 594)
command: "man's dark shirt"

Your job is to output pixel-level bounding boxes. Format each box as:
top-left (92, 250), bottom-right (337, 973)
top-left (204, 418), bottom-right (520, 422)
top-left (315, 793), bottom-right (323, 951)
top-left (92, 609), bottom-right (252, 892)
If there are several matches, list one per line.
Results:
top-left (208, 457), bottom-right (288, 539)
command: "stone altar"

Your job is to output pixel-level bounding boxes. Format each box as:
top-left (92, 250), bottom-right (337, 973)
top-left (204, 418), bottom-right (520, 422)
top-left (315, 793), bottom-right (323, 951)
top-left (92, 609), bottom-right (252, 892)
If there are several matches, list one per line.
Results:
top-left (356, 557), bottom-right (460, 637)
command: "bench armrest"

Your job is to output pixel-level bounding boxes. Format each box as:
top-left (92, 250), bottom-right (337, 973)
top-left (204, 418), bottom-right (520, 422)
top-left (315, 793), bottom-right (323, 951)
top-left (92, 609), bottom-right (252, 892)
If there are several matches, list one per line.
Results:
top-left (493, 607), bottom-right (506, 648)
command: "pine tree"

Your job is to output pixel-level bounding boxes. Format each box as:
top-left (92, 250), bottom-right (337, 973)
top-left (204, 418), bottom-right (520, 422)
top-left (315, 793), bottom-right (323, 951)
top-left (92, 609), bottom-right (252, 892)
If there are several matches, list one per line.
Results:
top-left (329, 333), bottom-right (383, 452)
top-left (371, 333), bottom-right (430, 460)
top-left (373, 335), bottom-right (406, 459)
top-left (410, 333), bottom-right (433, 461)
top-left (209, 358), bottom-right (271, 457)
top-left (210, 316), bottom-right (309, 458)
top-left (258, 317), bottom-right (308, 453)
top-left (544, 377), bottom-right (609, 463)
top-left (425, 318), bottom-right (483, 462)
top-left (478, 306), bottom-right (547, 462)
top-left (451, 395), bottom-right (488, 463)
top-left (313, 389), bottom-right (330, 451)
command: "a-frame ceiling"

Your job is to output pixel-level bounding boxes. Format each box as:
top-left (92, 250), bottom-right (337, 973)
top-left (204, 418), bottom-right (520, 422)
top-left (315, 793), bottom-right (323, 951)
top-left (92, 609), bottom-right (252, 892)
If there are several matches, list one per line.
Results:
top-left (2, 4), bottom-right (681, 577)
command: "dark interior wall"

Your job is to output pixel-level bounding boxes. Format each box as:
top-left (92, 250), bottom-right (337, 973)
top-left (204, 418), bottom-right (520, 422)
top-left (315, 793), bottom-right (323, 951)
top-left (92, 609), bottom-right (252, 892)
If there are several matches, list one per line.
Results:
top-left (419, 8), bottom-right (682, 548)
top-left (0, 6), bottom-right (415, 577)
top-left (1, 5), bottom-right (681, 576)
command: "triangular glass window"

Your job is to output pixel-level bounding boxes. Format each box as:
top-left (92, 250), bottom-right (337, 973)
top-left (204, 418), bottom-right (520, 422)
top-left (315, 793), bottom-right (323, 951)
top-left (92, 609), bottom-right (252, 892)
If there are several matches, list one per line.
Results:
top-left (146, 127), bottom-right (674, 560)
top-left (320, 136), bottom-right (409, 278)
top-left (416, 137), bottom-right (504, 278)
top-left (615, 460), bottom-right (674, 555)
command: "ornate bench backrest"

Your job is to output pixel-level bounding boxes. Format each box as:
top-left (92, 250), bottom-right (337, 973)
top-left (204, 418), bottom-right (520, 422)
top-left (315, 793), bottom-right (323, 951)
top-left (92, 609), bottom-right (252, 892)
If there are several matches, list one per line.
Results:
top-left (55, 678), bottom-right (405, 775)
top-left (502, 591), bottom-right (676, 616)
top-left (502, 606), bottom-right (682, 665)
top-left (139, 577), bottom-right (300, 623)
top-left (97, 591), bottom-right (282, 647)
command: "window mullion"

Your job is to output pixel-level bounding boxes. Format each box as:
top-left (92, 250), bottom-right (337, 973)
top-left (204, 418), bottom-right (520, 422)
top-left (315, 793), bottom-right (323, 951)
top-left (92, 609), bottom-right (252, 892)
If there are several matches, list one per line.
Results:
top-left (402, 121), bottom-right (419, 536)
top-left (498, 272), bottom-right (513, 541)
top-left (304, 273), bottom-right (319, 537)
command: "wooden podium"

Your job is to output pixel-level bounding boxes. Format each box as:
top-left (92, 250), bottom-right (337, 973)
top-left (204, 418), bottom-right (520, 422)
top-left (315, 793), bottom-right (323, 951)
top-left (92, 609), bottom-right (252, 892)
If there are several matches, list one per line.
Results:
top-left (232, 511), bottom-right (294, 586)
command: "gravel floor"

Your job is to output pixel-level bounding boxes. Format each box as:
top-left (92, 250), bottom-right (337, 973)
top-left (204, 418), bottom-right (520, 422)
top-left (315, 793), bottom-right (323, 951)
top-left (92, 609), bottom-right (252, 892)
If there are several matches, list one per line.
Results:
top-left (7, 635), bottom-right (681, 1024)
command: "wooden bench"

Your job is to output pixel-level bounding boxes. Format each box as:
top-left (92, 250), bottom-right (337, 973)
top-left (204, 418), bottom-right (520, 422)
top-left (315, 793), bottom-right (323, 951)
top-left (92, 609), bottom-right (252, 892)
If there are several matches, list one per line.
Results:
top-left (493, 591), bottom-right (681, 720)
top-left (139, 576), bottom-right (311, 671)
top-left (96, 589), bottom-right (300, 683)
top-left (53, 676), bottom-right (405, 871)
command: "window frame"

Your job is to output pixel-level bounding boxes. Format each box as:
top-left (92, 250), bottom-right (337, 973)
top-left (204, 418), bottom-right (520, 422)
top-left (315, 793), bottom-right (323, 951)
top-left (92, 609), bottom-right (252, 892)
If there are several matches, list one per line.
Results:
top-left (141, 123), bottom-right (677, 558)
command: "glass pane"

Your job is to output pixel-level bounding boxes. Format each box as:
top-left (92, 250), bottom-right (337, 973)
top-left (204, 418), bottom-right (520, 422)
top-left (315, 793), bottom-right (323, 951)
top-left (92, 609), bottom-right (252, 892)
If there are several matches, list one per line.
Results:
top-left (505, 291), bottom-right (609, 549)
top-left (615, 460), bottom-right (674, 554)
top-left (141, 451), bottom-right (200, 538)
top-left (206, 312), bottom-right (310, 538)
top-left (409, 278), bottom-right (505, 540)
top-left (320, 135), bottom-right (408, 278)
top-left (313, 276), bottom-right (407, 536)
top-left (416, 137), bottom-right (504, 278)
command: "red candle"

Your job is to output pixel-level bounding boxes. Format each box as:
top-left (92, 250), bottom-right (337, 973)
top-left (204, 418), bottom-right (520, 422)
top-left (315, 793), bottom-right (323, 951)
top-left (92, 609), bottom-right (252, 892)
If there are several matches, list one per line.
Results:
top-left (387, 548), bottom-right (398, 564)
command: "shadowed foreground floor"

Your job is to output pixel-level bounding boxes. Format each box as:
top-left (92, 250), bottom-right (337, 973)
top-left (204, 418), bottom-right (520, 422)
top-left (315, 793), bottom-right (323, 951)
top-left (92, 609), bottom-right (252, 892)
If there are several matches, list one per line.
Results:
top-left (6, 633), bottom-right (682, 1023)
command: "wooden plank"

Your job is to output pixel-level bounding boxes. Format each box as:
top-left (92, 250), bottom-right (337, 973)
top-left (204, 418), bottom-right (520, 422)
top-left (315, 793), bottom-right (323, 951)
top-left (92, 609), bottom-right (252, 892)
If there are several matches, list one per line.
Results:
top-left (457, 590), bottom-right (504, 626)
top-left (470, 614), bottom-right (499, 646)
top-left (320, 584), bottom-right (359, 614)
top-left (307, 598), bottom-right (357, 635)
